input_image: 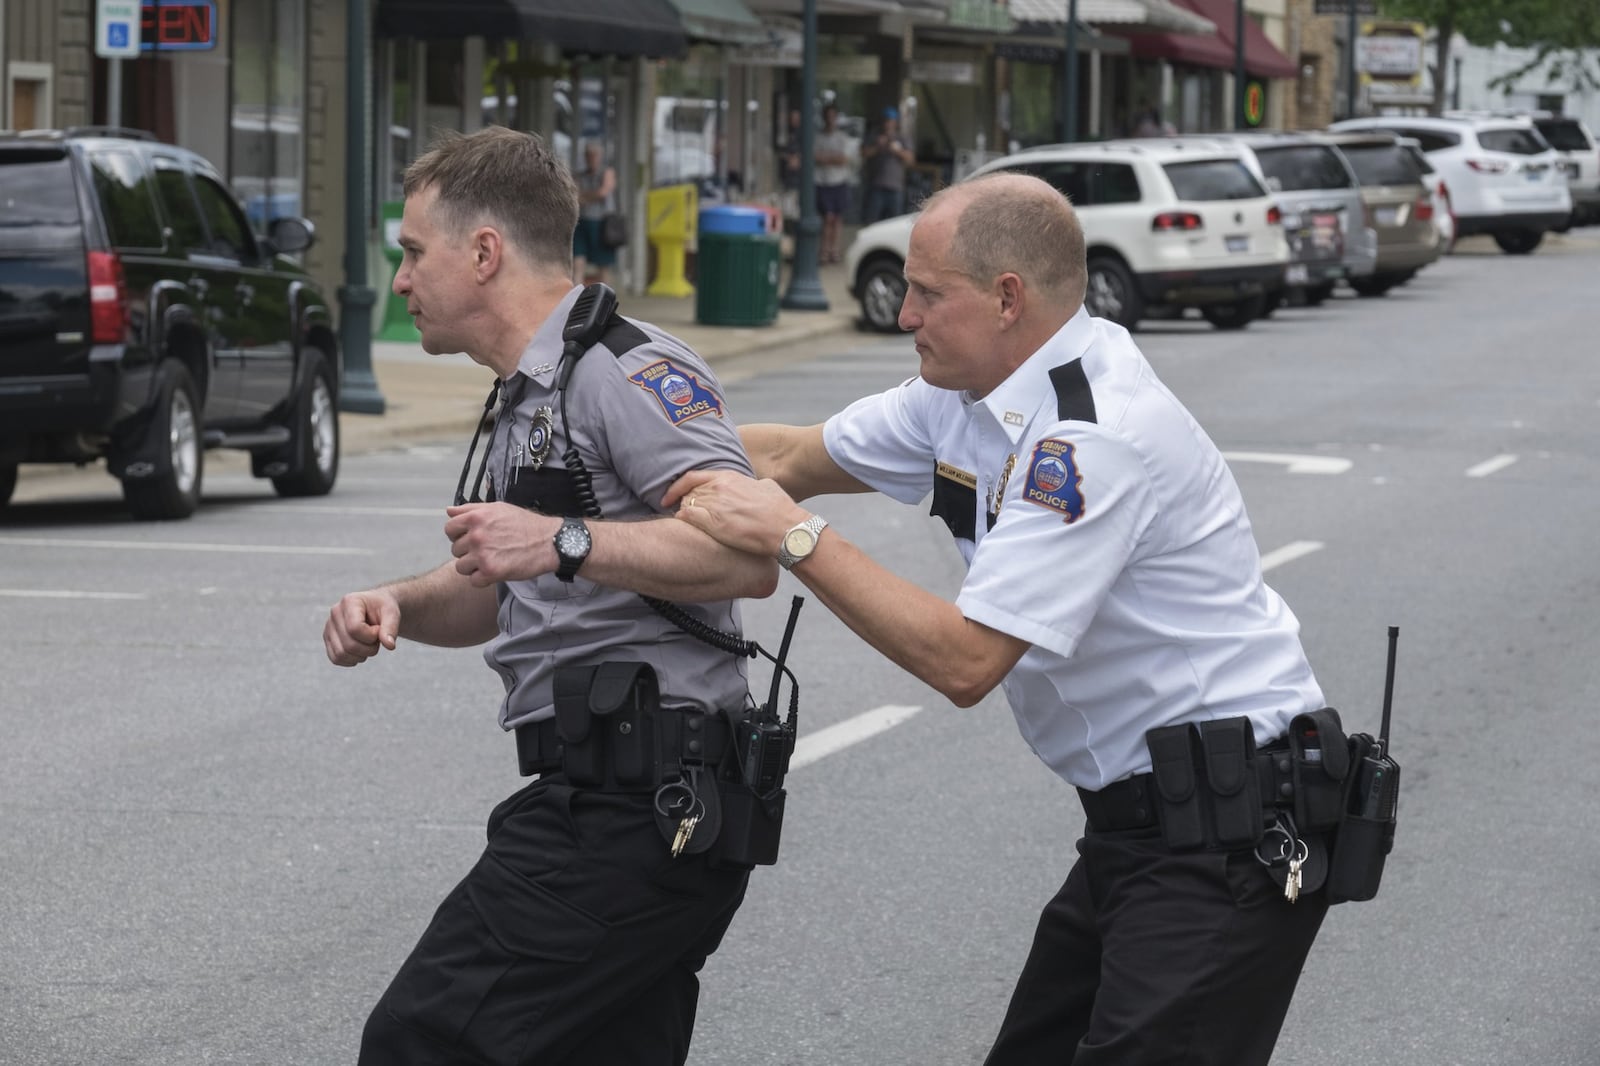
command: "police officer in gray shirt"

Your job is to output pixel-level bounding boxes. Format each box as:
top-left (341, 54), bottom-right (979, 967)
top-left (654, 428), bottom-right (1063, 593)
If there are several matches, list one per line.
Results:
top-left (322, 127), bottom-right (778, 1066)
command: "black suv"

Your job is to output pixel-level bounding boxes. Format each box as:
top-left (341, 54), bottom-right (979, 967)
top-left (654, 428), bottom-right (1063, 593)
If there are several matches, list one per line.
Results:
top-left (0, 128), bottom-right (340, 519)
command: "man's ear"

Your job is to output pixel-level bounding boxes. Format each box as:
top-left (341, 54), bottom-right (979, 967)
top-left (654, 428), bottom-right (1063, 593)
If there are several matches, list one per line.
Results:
top-left (472, 226), bottom-right (503, 284)
top-left (997, 272), bottom-right (1025, 330)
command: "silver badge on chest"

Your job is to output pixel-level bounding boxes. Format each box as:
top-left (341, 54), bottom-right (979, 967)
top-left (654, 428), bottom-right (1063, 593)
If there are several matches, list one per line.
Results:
top-left (526, 405), bottom-right (556, 471)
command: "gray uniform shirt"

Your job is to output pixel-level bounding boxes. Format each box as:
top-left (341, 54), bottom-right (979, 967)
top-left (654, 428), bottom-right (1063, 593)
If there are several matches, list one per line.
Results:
top-left (482, 286), bottom-right (753, 729)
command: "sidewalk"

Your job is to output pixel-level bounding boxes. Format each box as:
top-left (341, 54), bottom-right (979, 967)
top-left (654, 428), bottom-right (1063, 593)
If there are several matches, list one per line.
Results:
top-left (344, 254), bottom-right (863, 456)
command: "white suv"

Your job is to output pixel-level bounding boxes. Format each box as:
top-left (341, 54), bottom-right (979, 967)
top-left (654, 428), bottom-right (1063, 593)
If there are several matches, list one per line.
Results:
top-left (1329, 114), bottom-right (1571, 254)
top-left (844, 139), bottom-right (1289, 333)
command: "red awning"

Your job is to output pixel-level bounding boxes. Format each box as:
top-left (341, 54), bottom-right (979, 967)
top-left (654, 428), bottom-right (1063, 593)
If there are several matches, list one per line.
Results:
top-left (1114, 0), bottom-right (1298, 80)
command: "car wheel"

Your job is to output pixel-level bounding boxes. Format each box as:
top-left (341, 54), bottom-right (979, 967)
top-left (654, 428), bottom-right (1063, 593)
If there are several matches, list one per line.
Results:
top-left (0, 464), bottom-right (16, 508)
top-left (1348, 275), bottom-right (1395, 298)
top-left (1085, 255), bottom-right (1144, 330)
top-left (1200, 294), bottom-right (1265, 330)
top-left (1258, 290), bottom-right (1284, 319)
top-left (1302, 282), bottom-right (1335, 307)
top-left (122, 360), bottom-right (203, 521)
top-left (271, 349), bottom-right (340, 498)
top-left (857, 258), bottom-right (907, 333)
top-left (1492, 229), bottom-right (1543, 255)
top-left (1553, 216), bottom-right (1573, 234)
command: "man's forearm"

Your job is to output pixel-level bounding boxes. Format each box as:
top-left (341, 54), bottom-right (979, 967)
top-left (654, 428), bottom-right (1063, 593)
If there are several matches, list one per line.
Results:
top-left (386, 562), bottom-right (501, 646)
top-left (584, 517), bottom-right (778, 602)
top-left (741, 423), bottom-right (868, 501)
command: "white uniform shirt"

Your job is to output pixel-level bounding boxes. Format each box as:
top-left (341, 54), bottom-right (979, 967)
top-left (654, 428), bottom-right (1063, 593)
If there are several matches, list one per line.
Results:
top-left (814, 129), bottom-right (853, 188)
top-left (824, 307), bottom-right (1324, 790)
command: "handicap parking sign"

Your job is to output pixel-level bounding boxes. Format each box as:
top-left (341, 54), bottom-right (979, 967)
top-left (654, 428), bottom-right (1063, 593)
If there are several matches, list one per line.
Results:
top-left (108, 23), bottom-right (129, 47)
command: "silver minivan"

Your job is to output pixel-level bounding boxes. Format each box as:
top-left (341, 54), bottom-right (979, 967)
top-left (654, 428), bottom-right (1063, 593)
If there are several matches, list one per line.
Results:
top-left (1220, 131), bottom-right (1375, 307)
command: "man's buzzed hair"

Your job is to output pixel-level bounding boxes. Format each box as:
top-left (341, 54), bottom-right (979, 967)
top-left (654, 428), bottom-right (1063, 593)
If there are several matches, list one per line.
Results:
top-left (404, 126), bottom-right (578, 273)
top-left (928, 172), bottom-right (1087, 306)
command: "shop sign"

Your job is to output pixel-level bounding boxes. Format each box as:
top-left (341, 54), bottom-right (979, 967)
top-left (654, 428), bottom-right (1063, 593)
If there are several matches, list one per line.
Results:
top-left (1312, 0), bottom-right (1376, 13)
top-left (732, 25), bottom-right (801, 67)
top-left (910, 60), bottom-right (978, 85)
top-left (996, 43), bottom-right (1062, 64)
top-left (1243, 79), bottom-right (1266, 127)
top-left (946, 0), bottom-right (1014, 33)
top-left (1357, 21), bottom-right (1425, 84)
top-left (140, 1), bottom-right (217, 51)
top-left (817, 55), bottom-right (881, 83)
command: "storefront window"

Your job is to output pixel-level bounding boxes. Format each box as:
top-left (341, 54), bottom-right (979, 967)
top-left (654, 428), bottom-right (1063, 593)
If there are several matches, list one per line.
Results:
top-left (230, 0), bottom-right (306, 227)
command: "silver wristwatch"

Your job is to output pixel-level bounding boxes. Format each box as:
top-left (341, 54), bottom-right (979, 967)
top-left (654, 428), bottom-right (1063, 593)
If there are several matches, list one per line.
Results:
top-left (777, 514), bottom-right (828, 571)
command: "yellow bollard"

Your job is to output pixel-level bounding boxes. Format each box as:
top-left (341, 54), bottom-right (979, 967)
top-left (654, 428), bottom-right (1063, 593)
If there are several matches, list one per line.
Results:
top-left (647, 183), bottom-right (698, 298)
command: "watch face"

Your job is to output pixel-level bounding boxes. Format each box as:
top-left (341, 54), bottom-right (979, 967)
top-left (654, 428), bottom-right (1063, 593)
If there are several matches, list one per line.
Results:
top-left (558, 524), bottom-right (591, 555)
top-left (783, 527), bottom-right (813, 557)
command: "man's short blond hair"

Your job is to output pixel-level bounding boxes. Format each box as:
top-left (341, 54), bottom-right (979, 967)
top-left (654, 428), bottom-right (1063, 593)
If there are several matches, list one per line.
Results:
top-left (403, 127), bottom-right (578, 272)
top-left (924, 172), bottom-right (1087, 307)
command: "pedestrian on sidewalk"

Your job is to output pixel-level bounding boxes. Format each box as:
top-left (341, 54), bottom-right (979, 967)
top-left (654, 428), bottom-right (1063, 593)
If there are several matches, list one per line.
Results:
top-left (572, 140), bottom-right (618, 285)
top-left (860, 107), bottom-right (915, 223)
top-left (814, 103), bottom-right (853, 263)
top-left (323, 125), bottom-right (778, 1066)
top-left (665, 171), bottom-right (1333, 1066)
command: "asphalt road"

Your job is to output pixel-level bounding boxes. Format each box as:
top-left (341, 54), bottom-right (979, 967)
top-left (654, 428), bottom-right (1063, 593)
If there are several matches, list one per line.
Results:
top-left (3, 231), bottom-right (1599, 1064)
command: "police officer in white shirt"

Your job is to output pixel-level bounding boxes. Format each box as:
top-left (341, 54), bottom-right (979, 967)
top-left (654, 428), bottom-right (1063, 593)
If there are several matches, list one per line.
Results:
top-left (667, 171), bottom-right (1332, 1065)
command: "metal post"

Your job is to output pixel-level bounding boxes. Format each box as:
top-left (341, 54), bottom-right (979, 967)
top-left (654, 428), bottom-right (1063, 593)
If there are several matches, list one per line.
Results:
top-left (108, 58), bottom-right (123, 128)
top-left (1060, 0), bottom-right (1079, 143)
top-left (1344, 1), bottom-right (1358, 119)
top-left (781, 0), bottom-right (828, 311)
top-left (339, 0), bottom-right (385, 414)
top-left (1234, 0), bottom-right (1247, 129)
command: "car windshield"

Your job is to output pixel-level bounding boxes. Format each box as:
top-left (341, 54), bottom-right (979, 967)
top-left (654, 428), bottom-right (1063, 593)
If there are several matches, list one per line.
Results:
top-left (1534, 120), bottom-right (1592, 152)
top-left (1253, 145), bottom-right (1354, 191)
top-left (0, 155), bottom-right (81, 253)
top-left (1339, 145), bottom-right (1422, 187)
top-left (1477, 128), bottom-right (1548, 155)
top-left (1163, 159), bottom-right (1264, 201)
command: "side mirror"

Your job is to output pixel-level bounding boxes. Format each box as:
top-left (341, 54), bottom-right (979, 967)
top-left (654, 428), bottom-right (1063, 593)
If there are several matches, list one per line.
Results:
top-left (267, 216), bottom-right (316, 255)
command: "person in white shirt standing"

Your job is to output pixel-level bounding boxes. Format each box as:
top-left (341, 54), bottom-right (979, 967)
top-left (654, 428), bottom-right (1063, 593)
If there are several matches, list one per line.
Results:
top-left (813, 104), bottom-right (853, 263)
top-left (665, 171), bottom-right (1338, 1066)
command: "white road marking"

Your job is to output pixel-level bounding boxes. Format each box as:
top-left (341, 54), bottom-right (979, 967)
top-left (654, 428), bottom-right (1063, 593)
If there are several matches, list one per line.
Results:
top-left (1260, 540), bottom-right (1324, 572)
top-left (1222, 452), bottom-right (1352, 475)
top-left (0, 589), bottom-right (146, 600)
top-left (789, 704), bottom-right (925, 771)
top-left (1465, 453), bottom-right (1518, 478)
top-left (0, 536), bottom-right (371, 557)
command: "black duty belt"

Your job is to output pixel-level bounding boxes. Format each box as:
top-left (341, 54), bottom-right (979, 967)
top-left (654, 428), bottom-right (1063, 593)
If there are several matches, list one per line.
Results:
top-left (1077, 736), bottom-right (1295, 834)
top-left (514, 707), bottom-right (731, 778)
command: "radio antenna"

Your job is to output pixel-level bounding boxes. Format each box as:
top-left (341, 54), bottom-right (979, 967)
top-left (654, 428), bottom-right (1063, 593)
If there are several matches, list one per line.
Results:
top-left (1378, 625), bottom-right (1399, 754)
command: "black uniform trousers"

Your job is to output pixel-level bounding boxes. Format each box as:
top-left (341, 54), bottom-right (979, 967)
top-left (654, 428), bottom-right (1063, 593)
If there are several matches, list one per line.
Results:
top-left (983, 823), bottom-right (1329, 1066)
top-left (359, 776), bottom-right (750, 1066)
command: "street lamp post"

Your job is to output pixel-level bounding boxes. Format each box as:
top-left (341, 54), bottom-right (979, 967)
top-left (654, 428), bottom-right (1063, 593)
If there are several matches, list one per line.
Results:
top-left (339, 0), bottom-right (385, 414)
top-left (781, 0), bottom-right (829, 311)
top-left (1234, 0), bottom-right (1248, 129)
top-left (1060, 0), bottom-right (1079, 143)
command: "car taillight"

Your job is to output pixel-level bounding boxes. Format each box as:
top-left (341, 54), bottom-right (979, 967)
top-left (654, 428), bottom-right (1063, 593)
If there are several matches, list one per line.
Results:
top-left (1266, 205), bottom-right (1282, 226)
top-left (1151, 211), bottom-right (1203, 232)
top-left (1465, 158), bottom-right (1510, 174)
top-left (88, 250), bottom-right (129, 344)
top-left (1413, 194), bottom-right (1433, 222)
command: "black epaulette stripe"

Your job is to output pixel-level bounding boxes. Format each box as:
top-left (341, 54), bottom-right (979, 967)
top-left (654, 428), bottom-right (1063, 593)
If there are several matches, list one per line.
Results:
top-left (1049, 359), bottom-right (1097, 424)
top-left (601, 314), bottom-right (651, 357)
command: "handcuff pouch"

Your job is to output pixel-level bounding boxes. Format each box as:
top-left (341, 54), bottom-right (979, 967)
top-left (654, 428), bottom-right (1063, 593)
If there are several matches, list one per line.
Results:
top-left (551, 661), bottom-right (661, 788)
top-left (1288, 707), bottom-right (1350, 832)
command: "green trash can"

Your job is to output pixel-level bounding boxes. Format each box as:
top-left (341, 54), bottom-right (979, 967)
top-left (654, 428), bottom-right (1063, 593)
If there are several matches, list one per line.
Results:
top-left (695, 205), bottom-right (780, 327)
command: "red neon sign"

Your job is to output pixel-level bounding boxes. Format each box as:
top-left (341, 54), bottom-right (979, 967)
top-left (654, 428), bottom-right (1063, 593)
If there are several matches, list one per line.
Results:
top-left (139, 2), bottom-right (217, 51)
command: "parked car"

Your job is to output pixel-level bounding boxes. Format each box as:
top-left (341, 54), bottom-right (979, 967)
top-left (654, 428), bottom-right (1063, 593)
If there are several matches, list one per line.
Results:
top-left (1398, 136), bottom-right (1456, 252)
top-left (1517, 113), bottom-right (1599, 228)
top-left (0, 127), bottom-right (341, 519)
top-left (1220, 130), bottom-right (1374, 308)
top-left (1320, 131), bottom-right (1442, 297)
top-left (844, 138), bottom-right (1289, 333)
top-left (1330, 113), bottom-right (1571, 254)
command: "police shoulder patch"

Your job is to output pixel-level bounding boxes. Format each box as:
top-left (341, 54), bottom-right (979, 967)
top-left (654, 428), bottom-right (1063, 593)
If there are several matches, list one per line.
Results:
top-left (1022, 438), bottom-right (1086, 523)
top-left (628, 359), bottom-right (724, 426)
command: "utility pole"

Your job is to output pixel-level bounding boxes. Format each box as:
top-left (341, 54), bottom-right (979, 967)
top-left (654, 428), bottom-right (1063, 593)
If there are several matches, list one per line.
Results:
top-left (339, 0), bottom-right (385, 413)
top-left (1234, 0), bottom-right (1248, 129)
top-left (1060, 0), bottom-right (1079, 143)
top-left (781, 0), bottom-right (829, 310)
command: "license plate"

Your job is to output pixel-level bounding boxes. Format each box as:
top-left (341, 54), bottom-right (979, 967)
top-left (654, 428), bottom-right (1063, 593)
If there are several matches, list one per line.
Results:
top-left (1374, 206), bottom-right (1399, 226)
top-left (1286, 264), bottom-right (1309, 285)
top-left (1225, 235), bottom-right (1249, 252)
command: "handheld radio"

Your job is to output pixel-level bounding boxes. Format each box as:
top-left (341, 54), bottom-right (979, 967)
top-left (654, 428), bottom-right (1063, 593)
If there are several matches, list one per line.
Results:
top-left (1327, 625), bottom-right (1402, 903)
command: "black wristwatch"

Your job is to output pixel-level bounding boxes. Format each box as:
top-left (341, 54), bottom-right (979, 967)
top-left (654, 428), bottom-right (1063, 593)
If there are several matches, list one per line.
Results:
top-left (553, 517), bottom-right (592, 582)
